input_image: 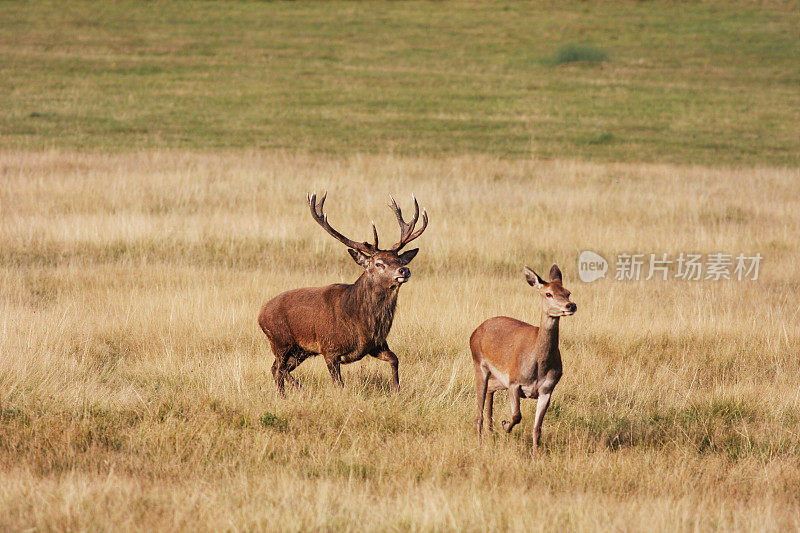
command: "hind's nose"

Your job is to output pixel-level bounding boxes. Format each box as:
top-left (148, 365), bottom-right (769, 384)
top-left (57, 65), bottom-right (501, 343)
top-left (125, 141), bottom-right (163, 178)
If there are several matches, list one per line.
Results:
top-left (566, 302), bottom-right (577, 312)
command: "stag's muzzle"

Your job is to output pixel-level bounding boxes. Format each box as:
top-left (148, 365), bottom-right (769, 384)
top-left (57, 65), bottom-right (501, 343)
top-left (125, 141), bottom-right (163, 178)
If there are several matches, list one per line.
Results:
top-left (394, 267), bottom-right (411, 283)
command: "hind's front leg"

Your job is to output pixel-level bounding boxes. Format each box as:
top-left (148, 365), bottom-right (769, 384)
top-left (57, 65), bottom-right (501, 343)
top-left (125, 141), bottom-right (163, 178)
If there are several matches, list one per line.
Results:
top-left (532, 392), bottom-right (552, 454)
top-left (501, 385), bottom-right (522, 433)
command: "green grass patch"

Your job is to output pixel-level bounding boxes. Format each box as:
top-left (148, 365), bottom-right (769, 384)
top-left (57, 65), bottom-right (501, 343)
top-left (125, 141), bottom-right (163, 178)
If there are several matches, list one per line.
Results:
top-left (553, 43), bottom-right (609, 65)
top-left (259, 412), bottom-right (289, 432)
top-left (0, 1), bottom-right (799, 165)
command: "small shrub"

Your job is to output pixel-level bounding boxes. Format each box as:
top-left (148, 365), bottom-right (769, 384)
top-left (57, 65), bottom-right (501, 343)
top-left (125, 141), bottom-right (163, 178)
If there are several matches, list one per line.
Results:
top-left (0, 406), bottom-right (30, 425)
top-left (588, 132), bottom-right (614, 145)
top-left (260, 412), bottom-right (288, 431)
top-left (553, 43), bottom-right (609, 65)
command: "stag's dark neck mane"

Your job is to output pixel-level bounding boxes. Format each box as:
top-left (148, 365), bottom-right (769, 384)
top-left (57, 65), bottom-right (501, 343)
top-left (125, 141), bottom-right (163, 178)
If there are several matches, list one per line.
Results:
top-left (342, 271), bottom-right (400, 343)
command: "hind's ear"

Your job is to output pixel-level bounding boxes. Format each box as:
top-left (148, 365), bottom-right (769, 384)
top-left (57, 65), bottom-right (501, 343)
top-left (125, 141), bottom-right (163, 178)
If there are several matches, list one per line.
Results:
top-left (398, 248), bottom-right (419, 265)
top-left (549, 264), bottom-right (563, 283)
top-left (348, 249), bottom-right (370, 268)
top-left (524, 266), bottom-right (545, 288)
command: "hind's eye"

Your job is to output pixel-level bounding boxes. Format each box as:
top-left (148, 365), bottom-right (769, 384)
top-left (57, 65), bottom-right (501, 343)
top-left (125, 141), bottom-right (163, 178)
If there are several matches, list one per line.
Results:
top-left (545, 292), bottom-right (553, 298)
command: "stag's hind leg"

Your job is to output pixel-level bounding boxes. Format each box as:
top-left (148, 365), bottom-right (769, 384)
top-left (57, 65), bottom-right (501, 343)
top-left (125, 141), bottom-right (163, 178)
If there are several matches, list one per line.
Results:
top-left (271, 354), bottom-right (288, 397)
top-left (269, 342), bottom-right (289, 397)
top-left (270, 345), bottom-right (307, 397)
top-left (282, 347), bottom-right (311, 392)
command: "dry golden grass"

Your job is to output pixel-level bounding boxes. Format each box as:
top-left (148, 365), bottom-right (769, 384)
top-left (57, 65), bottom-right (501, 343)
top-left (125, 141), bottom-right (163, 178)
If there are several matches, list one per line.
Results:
top-left (1, 150), bottom-right (799, 531)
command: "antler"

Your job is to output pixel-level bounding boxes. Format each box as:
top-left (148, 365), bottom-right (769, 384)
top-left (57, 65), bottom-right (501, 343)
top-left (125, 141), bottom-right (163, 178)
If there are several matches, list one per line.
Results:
top-left (388, 194), bottom-right (428, 251)
top-left (308, 192), bottom-right (379, 255)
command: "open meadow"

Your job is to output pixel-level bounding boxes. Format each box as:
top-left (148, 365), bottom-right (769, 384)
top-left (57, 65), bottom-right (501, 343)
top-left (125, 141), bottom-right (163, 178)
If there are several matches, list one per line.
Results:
top-left (2, 1), bottom-right (800, 531)
top-left (2, 151), bottom-right (800, 530)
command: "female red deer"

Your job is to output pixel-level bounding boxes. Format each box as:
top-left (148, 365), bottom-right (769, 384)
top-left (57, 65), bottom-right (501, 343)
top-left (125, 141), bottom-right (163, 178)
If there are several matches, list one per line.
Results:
top-left (259, 192), bottom-right (427, 396)
top-left (470, 265), bottom-right (576, 454)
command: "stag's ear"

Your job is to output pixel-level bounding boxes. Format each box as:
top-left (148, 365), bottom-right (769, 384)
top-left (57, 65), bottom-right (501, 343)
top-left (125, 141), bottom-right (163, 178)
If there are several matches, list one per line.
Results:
top-left (524, 266), bottom-right (546, 288)
top-left (398, 248), bottom-right (419, 265)
top-left (348, 249), bottom-right (370, 268)
top-left (549, 264), bottom-right (563, 283)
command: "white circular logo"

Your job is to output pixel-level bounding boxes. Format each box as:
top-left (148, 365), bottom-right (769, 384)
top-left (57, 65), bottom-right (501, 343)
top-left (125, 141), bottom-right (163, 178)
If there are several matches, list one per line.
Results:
top-left (578, 250), bottom-right (608, 283)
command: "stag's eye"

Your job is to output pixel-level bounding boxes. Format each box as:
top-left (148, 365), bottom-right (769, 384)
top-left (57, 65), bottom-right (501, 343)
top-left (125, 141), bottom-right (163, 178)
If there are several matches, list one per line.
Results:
top-left (375, 261), bottom-right (385, 269)
top-left (545, 292), bottom-right (553, 298)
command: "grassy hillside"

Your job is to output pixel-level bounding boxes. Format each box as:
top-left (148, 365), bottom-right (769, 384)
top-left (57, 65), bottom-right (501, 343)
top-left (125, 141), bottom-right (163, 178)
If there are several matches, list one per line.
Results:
top-left (2, 1), bottom-right (800, 530)
top-left (1, 151), bottom-right (799, 530)
top-left (2, 1), bottom-right (799, 165)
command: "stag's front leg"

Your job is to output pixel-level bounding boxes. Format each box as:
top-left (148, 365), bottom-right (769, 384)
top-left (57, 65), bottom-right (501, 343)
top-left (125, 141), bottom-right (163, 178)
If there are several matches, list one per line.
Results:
top-left (369, 346), bottom-right (400, 392)
top-left (324, 356), bottom-right (344, 387)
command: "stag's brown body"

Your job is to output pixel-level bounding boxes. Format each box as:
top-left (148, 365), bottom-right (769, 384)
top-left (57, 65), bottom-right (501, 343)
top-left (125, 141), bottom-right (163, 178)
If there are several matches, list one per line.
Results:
top-left (259, 193), bottom-right (427, 396)
top-left (258, 272), bottom-right (400, 388)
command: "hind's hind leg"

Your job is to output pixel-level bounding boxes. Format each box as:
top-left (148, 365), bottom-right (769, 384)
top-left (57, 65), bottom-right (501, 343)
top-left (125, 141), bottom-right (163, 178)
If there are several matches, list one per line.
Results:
top-left (474, 363), bottom-right (489, 439)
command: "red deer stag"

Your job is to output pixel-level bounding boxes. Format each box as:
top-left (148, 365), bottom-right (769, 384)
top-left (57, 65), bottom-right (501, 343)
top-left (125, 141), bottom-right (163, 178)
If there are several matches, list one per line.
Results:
top-left (259, 192), bottom-right (428, 396)
top-left (470, 265), bottom-right (576, 454)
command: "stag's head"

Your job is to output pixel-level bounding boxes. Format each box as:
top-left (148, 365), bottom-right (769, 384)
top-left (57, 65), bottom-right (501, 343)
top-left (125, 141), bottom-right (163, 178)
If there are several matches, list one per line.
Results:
top-left (524, 264), bottom-right (577, 318)
top-left (308, 192), bottom-right (428, 289)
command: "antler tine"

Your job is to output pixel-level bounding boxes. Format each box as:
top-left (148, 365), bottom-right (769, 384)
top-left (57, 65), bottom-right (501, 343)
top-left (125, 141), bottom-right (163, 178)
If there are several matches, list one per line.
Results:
top-left (388, 195), bottom-right (407, 243)
top-left (371, 221), bottom-right (379, 249)
top-left (307, 192), bottom-right (376, 254)
top-left (317, 191), bottom-right (326, 215)
top-left (405, 207), bottom-right (428, 243)
top-left (388, 195), bottom-right (412, 234)
top-left (388, 195), bottom-right (402, 223)
top-left (389, 194), bottom-right (428, 251)
top-left (410, 194), bottom-right (420, 226)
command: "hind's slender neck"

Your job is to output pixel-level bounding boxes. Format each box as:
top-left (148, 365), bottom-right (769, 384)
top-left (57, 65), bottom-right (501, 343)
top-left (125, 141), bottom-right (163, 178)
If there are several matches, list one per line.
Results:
top-left (534, 312), bottom-right (559, 356)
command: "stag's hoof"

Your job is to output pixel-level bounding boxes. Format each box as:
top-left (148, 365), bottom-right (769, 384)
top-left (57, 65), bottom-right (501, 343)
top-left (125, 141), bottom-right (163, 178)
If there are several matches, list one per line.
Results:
top-left (501, 420), bottom-right (512, 433)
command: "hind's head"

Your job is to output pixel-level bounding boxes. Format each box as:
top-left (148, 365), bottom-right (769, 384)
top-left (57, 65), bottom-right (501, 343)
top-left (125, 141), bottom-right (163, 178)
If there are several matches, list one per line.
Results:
top-left (524, 264), bottom-right (577, 318)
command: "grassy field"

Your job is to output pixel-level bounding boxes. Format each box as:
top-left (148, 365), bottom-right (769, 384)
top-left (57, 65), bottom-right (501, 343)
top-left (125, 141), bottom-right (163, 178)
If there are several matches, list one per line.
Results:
top-left (2, 0), bottom-right (800, 531)
top-left (1, 151), bottom-right (799, 530)
top-left (2, 1), bottom-right (800, 165)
